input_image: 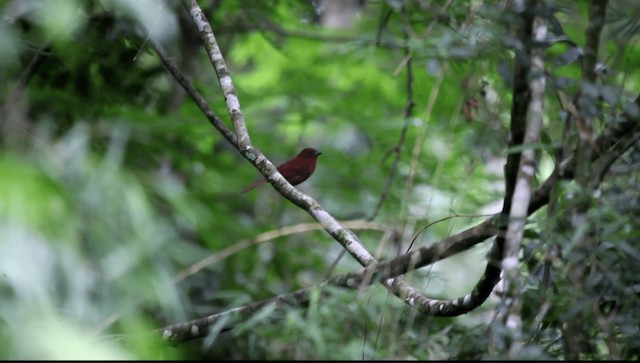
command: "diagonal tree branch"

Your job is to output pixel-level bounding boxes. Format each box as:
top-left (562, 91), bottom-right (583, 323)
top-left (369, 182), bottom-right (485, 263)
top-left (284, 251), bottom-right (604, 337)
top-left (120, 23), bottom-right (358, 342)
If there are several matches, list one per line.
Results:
top-left (175, 220), bottom-right (394, 283)
top-left (153, 31), bottom-right (378, 274)
top-left (152, 42), bottom-right (237, 148)
top-left (158, 283), bottom-right (319, 344)
top-left (182, 0), bottom-right (251, 149)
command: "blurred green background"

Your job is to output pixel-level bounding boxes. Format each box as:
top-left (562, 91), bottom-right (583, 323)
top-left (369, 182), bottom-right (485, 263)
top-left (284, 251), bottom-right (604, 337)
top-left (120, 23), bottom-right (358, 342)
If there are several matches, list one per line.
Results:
top-left (1, 0), bottom-right (639, 360)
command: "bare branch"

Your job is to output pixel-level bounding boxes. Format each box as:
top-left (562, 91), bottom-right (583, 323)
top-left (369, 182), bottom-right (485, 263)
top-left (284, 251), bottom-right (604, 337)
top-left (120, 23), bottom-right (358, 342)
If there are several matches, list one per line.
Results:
top-left (0, 43), bottom-right (50, 145)
top-left (176, 220), bottom-right (394, 283)
top-left (369, 3), bottom-right (416, 221)
top-left (151, 42), bottom-right (238, 148)
top-left (501, 11), bottom-right (547, 357)
top-left (158, 284), bottom-right (318, 343)
top-left (181, 0), bottom-right (251, 149)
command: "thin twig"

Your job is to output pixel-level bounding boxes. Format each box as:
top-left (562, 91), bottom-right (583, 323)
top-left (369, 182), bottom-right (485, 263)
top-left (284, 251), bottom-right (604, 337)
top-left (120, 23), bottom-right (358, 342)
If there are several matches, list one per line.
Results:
top-left (176, 220), bottom-right (393, 283)
top-left (151, 41), bottom-right (238, 147)
top-left (368, 3), bottom-right (415, 221)
top-left (406, 212), bottom-right (499, 254)
top-left (399, 0), bottom-right (464, 222)
top-left (0, 43), bottom-right (50, 143)
top-left (592, 131), bottom-right (640, 188)
top-left (375, 6), bottom-right (393, 47)
top-left (401, 68), bottom-right (447, 205)
top-left (368, 0), bottom-right (453, 222)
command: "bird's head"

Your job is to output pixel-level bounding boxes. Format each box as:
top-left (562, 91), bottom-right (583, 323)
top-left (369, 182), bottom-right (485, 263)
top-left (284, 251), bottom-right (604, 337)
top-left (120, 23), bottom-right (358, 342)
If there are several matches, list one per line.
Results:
top-left (298, 148), bottom-right (322, 158)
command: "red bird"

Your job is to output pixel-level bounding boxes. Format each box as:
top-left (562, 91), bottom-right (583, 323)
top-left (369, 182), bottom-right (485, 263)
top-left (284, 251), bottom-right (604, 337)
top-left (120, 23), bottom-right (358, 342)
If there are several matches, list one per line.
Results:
top-left (240, 148), bottom-right (323, 194)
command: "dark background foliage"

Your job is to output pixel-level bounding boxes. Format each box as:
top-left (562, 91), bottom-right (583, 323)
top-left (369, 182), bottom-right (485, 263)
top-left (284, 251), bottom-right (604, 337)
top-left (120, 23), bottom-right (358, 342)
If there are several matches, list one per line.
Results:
top-left (1, 0), bottom-right (639, 359)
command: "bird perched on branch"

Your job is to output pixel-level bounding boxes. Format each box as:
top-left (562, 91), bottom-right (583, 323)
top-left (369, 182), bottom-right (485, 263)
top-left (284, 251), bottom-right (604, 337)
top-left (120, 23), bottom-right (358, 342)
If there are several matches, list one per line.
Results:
top-left (240, 148), bottom-right (323, 194)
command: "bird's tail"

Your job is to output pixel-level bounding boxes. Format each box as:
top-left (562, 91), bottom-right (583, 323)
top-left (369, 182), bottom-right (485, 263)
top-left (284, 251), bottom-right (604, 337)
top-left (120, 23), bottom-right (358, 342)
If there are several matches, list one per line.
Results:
top-left (240, 178), bottom-right (268, 194)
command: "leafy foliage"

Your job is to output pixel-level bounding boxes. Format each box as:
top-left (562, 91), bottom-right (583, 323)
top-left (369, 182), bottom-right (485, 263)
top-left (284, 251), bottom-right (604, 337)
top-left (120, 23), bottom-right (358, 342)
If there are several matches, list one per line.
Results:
top-left (1, 0), bottom-right (639, 360)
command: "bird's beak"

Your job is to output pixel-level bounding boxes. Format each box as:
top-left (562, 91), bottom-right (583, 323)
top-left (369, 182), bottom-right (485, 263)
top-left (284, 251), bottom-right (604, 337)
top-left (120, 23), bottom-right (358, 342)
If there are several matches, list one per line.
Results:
top-left (315, 150), bottom-right (323, 156)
